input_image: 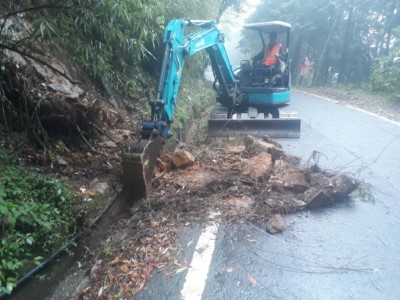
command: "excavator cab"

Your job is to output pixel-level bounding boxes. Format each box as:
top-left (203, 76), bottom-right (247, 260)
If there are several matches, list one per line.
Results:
top-left (237, 21), bottom-right (291, 104)
top-left (244, 21), bottom-right (291, 89)
top-left (208, 21), bottom-right (300, 138)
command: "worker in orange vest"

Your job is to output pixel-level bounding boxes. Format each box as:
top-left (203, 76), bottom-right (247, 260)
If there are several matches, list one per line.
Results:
top-left (251, 31), bottom-right (285, 86)
top-left (298, 55), bottom-right (310, 85)
top-left (263, 31), bottom-right (283, 67)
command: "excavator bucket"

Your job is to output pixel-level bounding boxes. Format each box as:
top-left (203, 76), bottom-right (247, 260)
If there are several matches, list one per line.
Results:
top-left (208, 110), bottom-right (301, 138)
top-left (121, 132), bottom-right (164, 198)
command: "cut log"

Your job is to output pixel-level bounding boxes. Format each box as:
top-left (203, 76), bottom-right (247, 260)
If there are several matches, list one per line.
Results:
top-left (244, 135), bottom-right (285, 161)
top-left (170, 150), bottom-right (195, 169)
top-left (305, 173), bottom-right (359, 208)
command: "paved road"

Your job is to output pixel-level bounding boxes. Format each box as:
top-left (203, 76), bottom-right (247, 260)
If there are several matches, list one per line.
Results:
top-left (140, 90), bottom-right (400, 300)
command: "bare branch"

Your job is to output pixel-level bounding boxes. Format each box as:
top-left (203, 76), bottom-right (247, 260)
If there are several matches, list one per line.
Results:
top-left (76, 124), bottom-right (107, 156)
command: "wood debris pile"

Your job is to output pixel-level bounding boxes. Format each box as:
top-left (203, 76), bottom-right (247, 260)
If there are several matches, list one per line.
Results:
top-left (82, 135), bottom-right (359, 299)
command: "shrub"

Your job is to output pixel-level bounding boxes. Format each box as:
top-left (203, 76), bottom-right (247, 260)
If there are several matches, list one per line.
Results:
top-left (370, 56), bottom-right (400, 96)
top-left (0, 150), bottom-right (75, 294)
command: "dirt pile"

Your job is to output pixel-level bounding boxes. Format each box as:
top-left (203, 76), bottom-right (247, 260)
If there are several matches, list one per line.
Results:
top-left (82, 135), bottom-right (359, 299)
top-left (0, 51), bottom-right (145, 225)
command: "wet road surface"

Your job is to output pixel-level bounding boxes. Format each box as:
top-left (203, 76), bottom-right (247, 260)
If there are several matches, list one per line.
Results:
top-left (140, 90), bottom-right (400, 299)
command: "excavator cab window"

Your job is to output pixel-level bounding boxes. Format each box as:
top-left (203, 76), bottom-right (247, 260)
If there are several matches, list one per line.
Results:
top-left (242, 21), bottom-right (291, 89)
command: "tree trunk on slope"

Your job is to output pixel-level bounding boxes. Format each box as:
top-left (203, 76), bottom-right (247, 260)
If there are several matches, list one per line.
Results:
top-left (313, 18), bottom-right (337, 86)
top-left (291, 36), bottom-right (303, 85)
top-left (338, 6), bottom-right (354, 84)
top-left (383, 1), bottom-right (400, 56)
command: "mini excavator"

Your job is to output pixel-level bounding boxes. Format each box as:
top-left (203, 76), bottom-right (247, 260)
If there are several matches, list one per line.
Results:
top-left (122, 19), bottom-right (301, 197)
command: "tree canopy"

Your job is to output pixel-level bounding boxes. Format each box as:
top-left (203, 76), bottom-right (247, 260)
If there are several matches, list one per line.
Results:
top-left (0, 0), bottom-right (237, 98)
top-left (2, 1), bottom-right (399, 100)
top-left (240, 0), bottom-right (400, 94)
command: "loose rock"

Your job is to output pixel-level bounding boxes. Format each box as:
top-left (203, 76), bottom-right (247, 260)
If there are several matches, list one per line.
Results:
top-left (262, 135), bottom-right (282, 149)
top-left (266, 214), bottom-right (286, 234)
top-left (240, 152), bottom-right (273, 179)
top-left (57, 155), bottom-right (68, 167)
top-left (270, 159), bottom-right (309, 192)
top-left (304, 187), bottom-right (332, 208)
top-left (227, 196), bottom-right (253, 209)
top-left (224, 146), bottom-right (245, 154)
top-left (305, 173), bottom-right (359, 208)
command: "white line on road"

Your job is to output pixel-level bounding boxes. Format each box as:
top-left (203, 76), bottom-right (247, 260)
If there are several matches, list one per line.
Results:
top-left (293, 89), bottom-right (341, 104)
top-left (345, 104), bottom-right (400, 127)
top-left (180, 212), bottom-right (220, 300)
top-left (294, 89), bottom-right (400, 127)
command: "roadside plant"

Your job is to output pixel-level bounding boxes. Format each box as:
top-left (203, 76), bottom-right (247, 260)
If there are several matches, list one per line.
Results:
top-left (0, 149), bottom-right (76, 294)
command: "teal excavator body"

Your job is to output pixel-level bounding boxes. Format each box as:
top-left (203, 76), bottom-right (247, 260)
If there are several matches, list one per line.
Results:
top-left (123, 19), bottom-right (301, 197)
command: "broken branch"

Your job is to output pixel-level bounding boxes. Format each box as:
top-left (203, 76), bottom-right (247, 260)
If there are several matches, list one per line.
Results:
top-left (76, 124), bottom-right (107, 156)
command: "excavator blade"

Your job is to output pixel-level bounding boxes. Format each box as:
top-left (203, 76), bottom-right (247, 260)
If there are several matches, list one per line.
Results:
top-left (208, 112), bottom-right (301, 138)
top-left (121, 133), bottom-right (164, 198)
top-left (208, 105), bottom-right (301, 138)
top-left (208, 104), bottom-right (301, 138)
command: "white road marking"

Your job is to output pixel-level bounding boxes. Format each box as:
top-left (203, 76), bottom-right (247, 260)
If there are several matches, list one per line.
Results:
top-left (345, 104), bottom-right (400, 127)
top-left (293, 89), bottom-right (341, 103)
top-left (294, 89), bottom-right (400, 127)
top-left (180, 212), bottom-right (220, 300)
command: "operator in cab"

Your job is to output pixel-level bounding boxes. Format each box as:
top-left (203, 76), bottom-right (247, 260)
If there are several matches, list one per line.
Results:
top-left (252, 31), bottom-right (284, 70)
top-left (263, 31), bottom-right (283, 67)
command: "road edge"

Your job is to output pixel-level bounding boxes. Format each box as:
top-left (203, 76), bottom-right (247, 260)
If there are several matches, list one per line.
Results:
top-left (293, 88), bottom-right (400, 127)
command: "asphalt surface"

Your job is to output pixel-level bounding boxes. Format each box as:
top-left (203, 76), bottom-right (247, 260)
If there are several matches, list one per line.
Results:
top-left (139, 90), bottom-right (400, 300)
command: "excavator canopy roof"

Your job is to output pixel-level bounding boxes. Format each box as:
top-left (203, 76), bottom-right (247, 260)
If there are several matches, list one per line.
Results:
top-left (243, 21), bottom-right (291, 33)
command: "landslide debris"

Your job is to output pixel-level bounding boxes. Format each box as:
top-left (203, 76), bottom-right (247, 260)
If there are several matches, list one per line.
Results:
top-left (2, 50), bottom-right (359, 299)
top-left (81, 135), bottom-right (359, 299)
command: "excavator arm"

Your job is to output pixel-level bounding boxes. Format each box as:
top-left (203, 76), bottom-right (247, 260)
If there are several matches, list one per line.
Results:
top-left (122, 19), bottom-right (235, 197)
top-left (143, 19), bottom-right (235, 138)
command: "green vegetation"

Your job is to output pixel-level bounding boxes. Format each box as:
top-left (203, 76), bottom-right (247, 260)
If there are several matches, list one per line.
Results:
top-left (0, 0), bottom-right (241, 138)
top-left (172, 56), bottom-right (215, 140)
top-left (0, 0), bottom-right (237, 98)
top-left (0, 1), bottom-right (242, 294)
top-left (0, 150), bottom-right (76, 294)
top-left (370, 30), bottom-right (400, 99)
top-left (241, 0), bottom-right (400, 98)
